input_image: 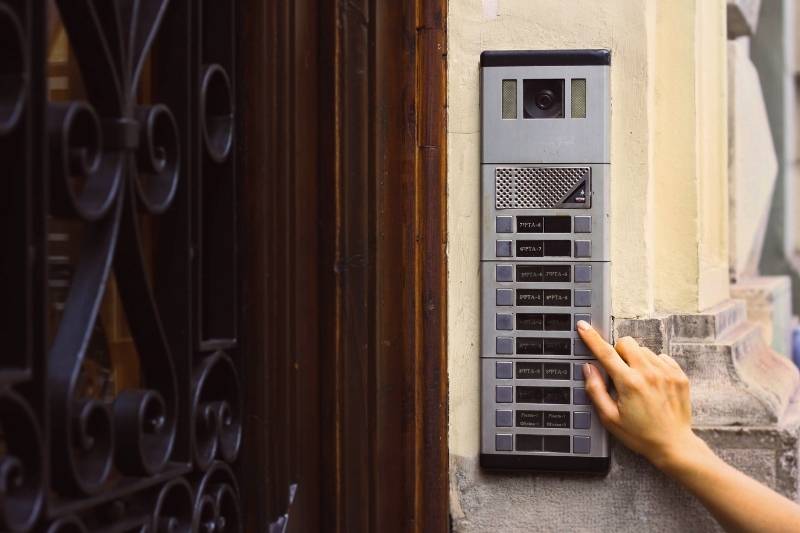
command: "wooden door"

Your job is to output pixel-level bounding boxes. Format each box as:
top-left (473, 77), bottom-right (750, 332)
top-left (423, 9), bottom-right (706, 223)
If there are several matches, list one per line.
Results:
top-left (239, 0), bottom-right (448, 531)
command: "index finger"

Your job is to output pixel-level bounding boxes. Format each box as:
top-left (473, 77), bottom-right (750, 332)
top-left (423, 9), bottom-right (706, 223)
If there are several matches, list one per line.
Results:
top-left (576, 321), bottom-right (630, 379)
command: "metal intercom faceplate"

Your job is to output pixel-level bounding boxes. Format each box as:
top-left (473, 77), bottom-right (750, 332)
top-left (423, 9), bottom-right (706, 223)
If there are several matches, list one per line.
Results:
top-left (480, 50), bottom-right (611, 472)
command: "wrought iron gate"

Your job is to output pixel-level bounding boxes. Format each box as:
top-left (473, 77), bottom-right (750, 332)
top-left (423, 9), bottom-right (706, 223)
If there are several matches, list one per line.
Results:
top-left (0, 1), bottom-right (244, 530)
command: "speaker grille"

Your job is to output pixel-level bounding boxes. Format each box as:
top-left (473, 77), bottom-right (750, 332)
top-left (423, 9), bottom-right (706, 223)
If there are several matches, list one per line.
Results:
top-left (501, 79), bottom-right (517, 119)
top-left (495, 167), bottom-right (589, 209)
top-left (571, 79), bottom-right (587, 118)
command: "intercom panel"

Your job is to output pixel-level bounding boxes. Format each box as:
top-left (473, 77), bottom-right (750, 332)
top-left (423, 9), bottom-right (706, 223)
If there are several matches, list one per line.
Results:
top-left (480, 50), bottom-right (611, 472)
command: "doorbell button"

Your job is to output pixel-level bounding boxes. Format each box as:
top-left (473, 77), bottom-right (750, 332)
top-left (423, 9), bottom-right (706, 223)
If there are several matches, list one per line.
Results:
top-left (574, 289), bottom-right (592, 307)
top-left (495, 361), bottom-right (513, 379)
top-left (574, 264), bottom-right (592, 283)
top-left (574, 215), bottom-right (592, 233)
top-left (496, 337), bottom-right (514, 354)
top-left (496, 240), bottom-right (513, 257)
top-left (496, 216), bottom-right (513, 233)
top-left (574, 339), bottom-right (591, 356)
top-left (573, 435), bottom-right (591, 454)
top-left (574, 240), bottom-right (591, 258)
top-left (573, 411), bottom-right (591, 429)
top-left (496, 264), bottom-right (513, 282)
top-left (496, 410), bottom-right (513, 427)
top-left (573, 388), bottom-right (591, 405)
top-left (496, 289), bottom-right (513, 306)
top-left (574, 314), bottom-right (591, 328)
top-left (496, 313), bottom-right (513, 330)
top-left (495, 433), bottom-right (513, 451)
top-left (496, 386), bottom-right (513, 403)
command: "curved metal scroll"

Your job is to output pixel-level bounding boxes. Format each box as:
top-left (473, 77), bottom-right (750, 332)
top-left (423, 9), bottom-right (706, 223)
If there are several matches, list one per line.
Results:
top-left (0, 1), bottom-right (242, 529)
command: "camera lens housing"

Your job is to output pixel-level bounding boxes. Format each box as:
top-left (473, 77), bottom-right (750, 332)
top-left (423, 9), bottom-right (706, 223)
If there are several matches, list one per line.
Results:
top-left (535, 90), bottom-right (555, 110)
top-left (523, 79), bottom-right (564, 119)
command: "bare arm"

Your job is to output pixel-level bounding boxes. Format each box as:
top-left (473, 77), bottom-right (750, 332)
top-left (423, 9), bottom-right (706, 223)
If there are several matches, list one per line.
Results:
top-left (577, 320), bottom-right (800, 533)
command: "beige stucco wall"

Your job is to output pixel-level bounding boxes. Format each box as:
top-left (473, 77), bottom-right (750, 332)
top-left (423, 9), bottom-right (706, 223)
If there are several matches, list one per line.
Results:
top-left (447, 0), bottom-right (729, 460)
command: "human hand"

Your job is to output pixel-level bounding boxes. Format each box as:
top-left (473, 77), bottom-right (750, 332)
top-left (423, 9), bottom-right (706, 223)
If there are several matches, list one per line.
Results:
top-left (576, 320), bottom-right (707, 471)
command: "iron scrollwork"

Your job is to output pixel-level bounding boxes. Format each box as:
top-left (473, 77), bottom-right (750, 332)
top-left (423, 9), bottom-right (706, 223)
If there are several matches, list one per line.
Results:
top-left (0, 1), bottom-right (241, 530)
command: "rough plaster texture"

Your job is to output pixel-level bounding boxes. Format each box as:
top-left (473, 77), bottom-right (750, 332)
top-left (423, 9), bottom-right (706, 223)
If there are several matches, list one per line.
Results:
top-left (728, 37), bottom-right (778, 279)
top-left (649, 0), bottom-right (731, 314)
top-left (732, 276), bottom-right (794, 357)
top-left (695, 0), bottom-right (733, 312)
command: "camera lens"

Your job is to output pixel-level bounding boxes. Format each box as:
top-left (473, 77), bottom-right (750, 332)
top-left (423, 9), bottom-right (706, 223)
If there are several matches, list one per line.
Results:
top-left (535, 90), bottom-right (555, 110)
top-left (522, 79), bottom-right (564, 119)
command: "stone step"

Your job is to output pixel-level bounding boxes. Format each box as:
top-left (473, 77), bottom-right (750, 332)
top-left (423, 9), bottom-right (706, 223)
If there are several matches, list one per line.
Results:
top-left (669, 298), bottom-right (749, 343)
top-left (671, 321), bottom-right (799, 426)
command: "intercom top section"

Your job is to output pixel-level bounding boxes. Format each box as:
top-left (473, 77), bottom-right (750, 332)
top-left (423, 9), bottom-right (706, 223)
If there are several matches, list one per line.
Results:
top-left (480, 49), bottom-right (610, 165)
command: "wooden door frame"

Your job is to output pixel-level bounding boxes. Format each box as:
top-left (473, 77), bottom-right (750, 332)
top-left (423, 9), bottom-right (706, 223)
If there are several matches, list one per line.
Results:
top-left (238, 0), bottom-right (447, 530)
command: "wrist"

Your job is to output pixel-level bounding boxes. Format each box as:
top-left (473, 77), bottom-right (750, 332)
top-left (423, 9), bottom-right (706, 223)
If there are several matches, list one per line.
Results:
top-left (650, 431), bottom-right (714, 476)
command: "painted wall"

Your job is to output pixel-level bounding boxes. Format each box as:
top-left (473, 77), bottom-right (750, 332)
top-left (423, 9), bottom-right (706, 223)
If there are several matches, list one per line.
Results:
top-left (447, 0), bottom-right (729, 471)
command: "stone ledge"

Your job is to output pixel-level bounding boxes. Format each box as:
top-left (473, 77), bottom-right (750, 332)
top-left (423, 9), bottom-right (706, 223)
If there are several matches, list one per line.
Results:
top-left (616, 301), bottom-right (798, 427)
top-left (671, 321), bottom-right (799, 427)
top-left (614, 300), bottom-right (748, 351)
top-left (670, 299), bottom-right (748, 343)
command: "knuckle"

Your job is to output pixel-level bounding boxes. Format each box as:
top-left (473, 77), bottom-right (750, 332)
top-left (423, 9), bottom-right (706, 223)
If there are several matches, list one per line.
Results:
top-left (644, 370), bottom-right (660, 384)
top-left (585, 379), bottom-right (603, 395)
top-left (615, 336), bottom-right (635, 350)
top-left (624, 374), bottom-right (645, 391)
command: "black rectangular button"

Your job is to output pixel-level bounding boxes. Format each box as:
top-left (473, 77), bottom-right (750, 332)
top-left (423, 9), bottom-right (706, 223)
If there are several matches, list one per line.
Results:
top-left (543, 313), bottom-right (571, 331)
top-left (516, 289), bottom-right (543, 306)
top-left (543, 240), bottom-right (571, 257)
top-left (541, 387), bottom-right (570, 404)
top-left (516, 216), bottom-right (543, 233)
top-left (542, 363), bottom-right (571, 380)
top-left (517, 337), bottom-right (543, 355)
top-left (543, 435), bottom-right (570, 453)
top-left (517, 240), bottom-right (544, 257)
top-left (516, 313), bottom-right (543, 330)
top-left (516, 362), bottom-right (542, 379)
top-left (541, 265), bottom-right (571, 282)
top-left (516, 410), bottom-right (543, 428)
top-left (543, 338), bottom-right (571, 355)
top-left (543, 216), bottom-right (571, 233)
top-left (516, 386), bottom-right (543, 403)
top-left (542, 289), bottom-right (571, 306)
top-left (543, 411), bottom-right (570, 428)
top-left (516, 434), bottom-right (543, 452)
top-left (516, 265), bottom-right (543, 282)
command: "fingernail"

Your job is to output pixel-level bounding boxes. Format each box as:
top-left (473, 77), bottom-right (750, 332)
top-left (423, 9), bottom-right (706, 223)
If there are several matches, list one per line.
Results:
top-left (582, 363), bottom-right (593, 378)
top-left (576, 320), bottom-right (591, 331)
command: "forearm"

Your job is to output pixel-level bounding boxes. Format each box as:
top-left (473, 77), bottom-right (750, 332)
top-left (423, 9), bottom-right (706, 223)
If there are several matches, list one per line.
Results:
top-left (660, 434), bottom-right (800, 533)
